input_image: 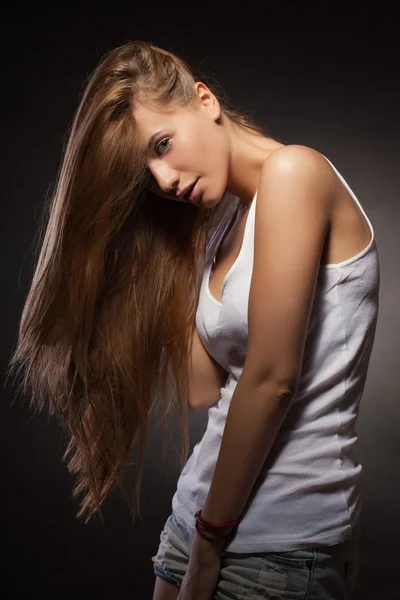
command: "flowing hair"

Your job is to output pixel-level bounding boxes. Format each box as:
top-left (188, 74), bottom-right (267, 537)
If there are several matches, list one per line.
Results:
top-left (7, 40), bottom-right (268, 524)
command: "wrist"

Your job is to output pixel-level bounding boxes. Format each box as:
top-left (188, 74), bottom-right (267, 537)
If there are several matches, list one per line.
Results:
top-left (193, 527), bottom-right (229, 559)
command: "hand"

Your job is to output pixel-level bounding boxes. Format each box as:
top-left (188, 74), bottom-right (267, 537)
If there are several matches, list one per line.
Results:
top-left (177, 531), bottom-right (223, 600)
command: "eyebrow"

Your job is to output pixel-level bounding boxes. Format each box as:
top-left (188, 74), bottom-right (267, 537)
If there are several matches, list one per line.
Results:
top-left (147, 130), bottom-right (163, 152)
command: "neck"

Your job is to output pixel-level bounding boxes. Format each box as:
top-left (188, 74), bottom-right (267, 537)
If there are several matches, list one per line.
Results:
top-left (223, 118), bottom-right (285, 206)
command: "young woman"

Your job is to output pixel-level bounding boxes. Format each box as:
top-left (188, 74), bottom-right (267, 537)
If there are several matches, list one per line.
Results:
top-left (9, 40), bottom-right (379, 599)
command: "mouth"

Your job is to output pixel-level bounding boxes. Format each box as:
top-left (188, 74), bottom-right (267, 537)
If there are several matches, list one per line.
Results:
top-left (183, 178), bottom-right (199, 201)
top-left (183, 179), bottom-right (196, 198)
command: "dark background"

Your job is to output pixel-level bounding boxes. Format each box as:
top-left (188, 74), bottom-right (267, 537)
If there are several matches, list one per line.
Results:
top-left (1, 6), bottom-right (399, 599)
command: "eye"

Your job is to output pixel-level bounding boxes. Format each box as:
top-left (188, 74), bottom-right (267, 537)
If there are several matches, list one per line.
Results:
top-left (155, 137), bottom-right (171, 156)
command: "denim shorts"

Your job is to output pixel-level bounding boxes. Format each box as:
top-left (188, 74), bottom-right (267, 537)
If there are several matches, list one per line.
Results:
top-left (152, 512), bottom-right (360, 599)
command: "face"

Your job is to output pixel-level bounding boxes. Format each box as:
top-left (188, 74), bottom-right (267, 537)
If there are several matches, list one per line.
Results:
top-left (134, 83), bottom-right (230, 207)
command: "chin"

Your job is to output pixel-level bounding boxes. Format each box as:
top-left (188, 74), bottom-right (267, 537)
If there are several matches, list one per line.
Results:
top-left (205, 198), bottom-right (222, 211)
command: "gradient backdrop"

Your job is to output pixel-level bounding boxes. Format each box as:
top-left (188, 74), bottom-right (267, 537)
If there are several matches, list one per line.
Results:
top-left (1, 7), bottom-right (398, 599)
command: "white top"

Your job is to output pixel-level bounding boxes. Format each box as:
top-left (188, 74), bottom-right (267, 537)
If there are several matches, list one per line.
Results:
top-left (171, 155), bottom-right (380, 552)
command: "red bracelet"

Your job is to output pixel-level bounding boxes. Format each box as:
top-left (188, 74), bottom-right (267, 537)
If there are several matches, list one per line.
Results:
top-left (194, 508), bottom-right (241, 541)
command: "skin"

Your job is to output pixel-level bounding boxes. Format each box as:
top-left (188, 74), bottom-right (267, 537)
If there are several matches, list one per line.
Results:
top-left (133, 82), bottom-right (285, 209)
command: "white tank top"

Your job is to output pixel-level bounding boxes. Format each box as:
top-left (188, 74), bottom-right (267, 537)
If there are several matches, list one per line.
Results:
top-left (171, 155), bottom-right (380, 552)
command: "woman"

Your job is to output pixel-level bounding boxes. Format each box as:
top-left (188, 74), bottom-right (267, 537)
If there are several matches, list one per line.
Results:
top-left (8, 40), bottom-right (379, 599)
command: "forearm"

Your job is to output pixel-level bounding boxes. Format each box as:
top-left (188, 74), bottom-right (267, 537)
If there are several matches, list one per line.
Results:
top-left (200, 374), bottom-right (295, 548)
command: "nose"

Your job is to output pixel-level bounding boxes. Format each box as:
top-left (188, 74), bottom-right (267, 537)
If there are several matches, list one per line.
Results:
top-left (151, 164), bottom-right (179, 197)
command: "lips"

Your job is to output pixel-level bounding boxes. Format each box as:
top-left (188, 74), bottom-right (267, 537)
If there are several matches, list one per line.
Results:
top-left (183, 179), bottom-right (198, 199)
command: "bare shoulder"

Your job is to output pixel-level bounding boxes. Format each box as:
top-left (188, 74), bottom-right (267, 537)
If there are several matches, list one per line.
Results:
top-left (257, 145), bottom-right (337, 214)
top-left (261, 144), bottom-right (336, 188)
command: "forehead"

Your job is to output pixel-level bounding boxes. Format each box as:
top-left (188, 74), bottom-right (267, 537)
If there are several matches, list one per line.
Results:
top-left (134, 102), bottom-right (195, 145)
top-left (134, 103), bottom-right (181, 131)
top-left (134, 101), bottom-right (177, 122)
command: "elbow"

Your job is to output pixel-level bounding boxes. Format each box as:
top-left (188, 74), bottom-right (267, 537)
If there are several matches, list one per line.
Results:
top-left (264, 379), bottom-right (298, 404)
top-left (242, 369), bottom-right (299, 403)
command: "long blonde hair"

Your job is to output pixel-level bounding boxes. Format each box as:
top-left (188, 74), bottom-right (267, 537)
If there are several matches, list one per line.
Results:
top-left (7, 40), bottom-right (268, 524)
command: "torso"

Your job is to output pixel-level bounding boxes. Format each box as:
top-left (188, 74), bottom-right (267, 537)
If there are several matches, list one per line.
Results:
top-left (209, 164), bottom-right (372, 304)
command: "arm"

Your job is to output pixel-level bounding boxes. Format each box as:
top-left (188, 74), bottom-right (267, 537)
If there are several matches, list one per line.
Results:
top-left (197, 146), bottom-right (334, 552)
top-left (188, 326), bottom-right (229, 410)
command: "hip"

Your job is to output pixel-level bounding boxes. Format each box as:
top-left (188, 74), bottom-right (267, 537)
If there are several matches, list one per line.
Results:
top-left (152, 512), bottom-right (360, 599)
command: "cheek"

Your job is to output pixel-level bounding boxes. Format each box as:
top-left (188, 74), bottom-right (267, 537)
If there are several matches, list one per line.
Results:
top-left (202, 137), bottom-right (227, 181)
top-left (183, 125), bottom-right (207, 156)
top-left (193, 128), bottom-right (222, 170)
top-left (177, 119), bottom-right (226, 174)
